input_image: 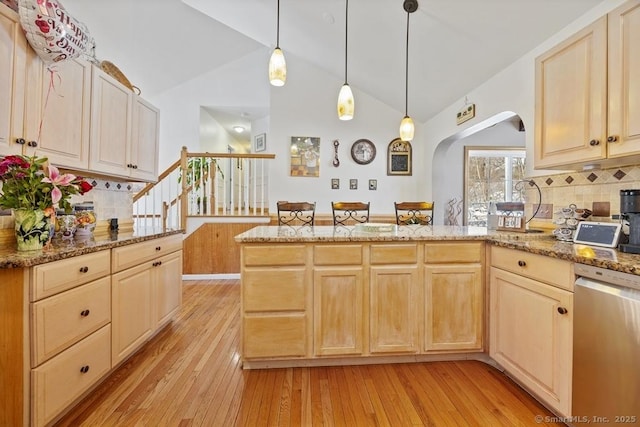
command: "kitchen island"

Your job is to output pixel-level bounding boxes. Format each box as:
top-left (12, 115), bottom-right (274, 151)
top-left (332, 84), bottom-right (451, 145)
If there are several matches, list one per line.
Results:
top-left (236, 225), bottom-right (511, 369)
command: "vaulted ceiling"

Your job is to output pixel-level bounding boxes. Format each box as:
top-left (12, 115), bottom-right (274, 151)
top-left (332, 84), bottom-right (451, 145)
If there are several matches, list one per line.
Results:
top-left (63, 0), bottom-right (604, 137)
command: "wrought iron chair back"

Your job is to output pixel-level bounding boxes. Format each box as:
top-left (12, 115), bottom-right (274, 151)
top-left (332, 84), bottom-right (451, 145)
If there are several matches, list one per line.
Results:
top-left (395, 201), bottom-right (434, 225)
top-left (332, 201), bottom-right (370, 225)
top-left (277, 201), bottom-right (316, 226)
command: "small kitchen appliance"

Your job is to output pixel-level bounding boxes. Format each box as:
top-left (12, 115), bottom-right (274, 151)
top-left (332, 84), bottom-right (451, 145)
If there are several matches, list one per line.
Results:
top-left (618, 189), bottom-right (640, 254)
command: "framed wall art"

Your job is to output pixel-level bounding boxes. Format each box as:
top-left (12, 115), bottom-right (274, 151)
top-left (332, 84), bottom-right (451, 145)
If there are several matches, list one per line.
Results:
top-left (254, 133), bottom-right (266, 152)
top-left (290, 136), bottom-right (320, 177)
top-left (387, 138), bottom-right (412, 176)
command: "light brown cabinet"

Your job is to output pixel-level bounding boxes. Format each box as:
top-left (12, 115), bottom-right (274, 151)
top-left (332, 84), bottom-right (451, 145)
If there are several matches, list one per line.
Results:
top-left (535, 0), bottom-right (640, 170)
top-left (369, 244), bottom-right (419, 354)
top-left (111, 234), bottom-right (183, 365)
top-left (490, 246), bottom-right (574, 417)
top-left (424, 242), bottom-right (484, 352)
top-left (0, 5), bottom-right (29, 156)
top-left (89, 66), bottom-right (159, 181)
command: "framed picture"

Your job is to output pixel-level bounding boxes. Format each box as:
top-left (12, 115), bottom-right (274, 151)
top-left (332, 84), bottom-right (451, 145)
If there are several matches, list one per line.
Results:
top-left (387, 138), bottom-right (412, 176)
top-left (290, 136), bottom-right (320, 177)
top-left (254, 133), bottom-right (266, 152)
top-left (331, 178), bottom-right (340, 189)
top-left (350, 179), bottom-right (358, 190)
top-left (368, 179), bottom-right (377, 190)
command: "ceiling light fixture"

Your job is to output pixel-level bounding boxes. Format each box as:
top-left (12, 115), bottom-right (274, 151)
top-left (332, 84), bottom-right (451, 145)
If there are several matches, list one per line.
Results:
top-left (269, 0), bottom-right (286, 86)
top-left (233, 126), bottom-right (245, 133)
top-left (337, 0), bottom-right (354, 120)
top-left (399, 0), bottom-right (418, 142)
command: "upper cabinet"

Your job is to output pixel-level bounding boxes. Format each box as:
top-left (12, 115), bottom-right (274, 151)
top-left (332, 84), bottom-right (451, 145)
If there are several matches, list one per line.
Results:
top-left (89, 66), bottom-right (159, 181)
top-left (24, 56), bottom-right (92, 170)
top-left (535, 0), bottom-right (640, 170)
top-left (0, 5), bottom-right (28, 157)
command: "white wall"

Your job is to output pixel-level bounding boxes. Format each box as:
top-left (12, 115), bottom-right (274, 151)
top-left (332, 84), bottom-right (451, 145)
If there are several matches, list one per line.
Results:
top-left (268, 53), bottom-right (422, 215)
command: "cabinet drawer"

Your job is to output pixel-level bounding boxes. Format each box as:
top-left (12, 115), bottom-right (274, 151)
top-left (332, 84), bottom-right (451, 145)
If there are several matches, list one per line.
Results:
top-left (112, 234), bottom-right (182, 272)
top-left (491, 246), bottom-right (574, 291)
top-left (243, 268), bottom-right (306, 312)
top-left (243, 245), bottom-right (306, 266)
top-left (243, 314), bottom-right (306, 358)
top-left (31, 251), bottom-right (111, 300)
top-left (32, 277), bottom-right (111, 366)
top-left (314, 245), bottom-right (362, 265)
top-left (425, 242), bottom-right (484, 263)
top-left (31, 325), bottom-right (111, 427)
top-left (370, 244), bottom-right (417, 264)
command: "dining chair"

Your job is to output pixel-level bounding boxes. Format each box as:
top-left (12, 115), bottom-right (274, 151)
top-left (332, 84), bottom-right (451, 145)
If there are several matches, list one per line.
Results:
top-left (277, 201), bottom-right (316, 226)
top-left (395, 201), bottom-right (434, 225)
top-left (331, 201), bottom-right (370, 225)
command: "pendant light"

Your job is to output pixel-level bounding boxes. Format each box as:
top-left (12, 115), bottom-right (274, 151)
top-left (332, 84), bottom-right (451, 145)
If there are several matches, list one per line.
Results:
top-left (337, 0), bottom-right (354, 120)
top-left (269, 0), bottom-right (286, 86)
top-left (399, 0), bottom-right (418, 141)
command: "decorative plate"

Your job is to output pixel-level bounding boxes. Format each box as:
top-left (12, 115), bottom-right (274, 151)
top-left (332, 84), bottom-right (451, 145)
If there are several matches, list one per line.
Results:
top-left (351, 139), bottom-right (376, 165)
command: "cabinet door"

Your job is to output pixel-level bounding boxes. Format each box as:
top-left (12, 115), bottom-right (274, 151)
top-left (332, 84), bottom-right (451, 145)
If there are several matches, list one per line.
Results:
top-left (111, 263), bottom-right (154, 366)
top-left (0, 6), bottom-right (27, 156)
top-left (24, 58), bottom-right (91, 169)
top-left (534, 16), bottom-right (607, 169)
top-left (89, 66), bottom-right (132, 178)
top-left (313, 267), bottom-right (364, 356)
top-left (155, 251), bottom-right (183, 327)
top-left (607, 0), bottom-right (640, 159)
top-left (370, 266), bottom-right (419, 354)
top-left (424, 264), bottom-right (483, 352)
top-left (490, 267), bottom-right (573, 416)
top-left (130, 96), bottom-right (159, 182)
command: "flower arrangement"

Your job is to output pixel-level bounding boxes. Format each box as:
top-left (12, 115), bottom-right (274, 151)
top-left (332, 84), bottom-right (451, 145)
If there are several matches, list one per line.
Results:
top-left (0, 154), bottom-right (93, 213)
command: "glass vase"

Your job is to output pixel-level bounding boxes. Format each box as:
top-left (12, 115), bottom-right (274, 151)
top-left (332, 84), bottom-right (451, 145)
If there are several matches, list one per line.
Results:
top-left (14, 208), bottom-right (52, 251)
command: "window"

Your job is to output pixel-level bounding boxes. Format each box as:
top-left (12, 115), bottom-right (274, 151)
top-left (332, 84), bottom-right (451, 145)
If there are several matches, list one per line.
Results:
top-left (464, 147), bottom-right (526, 226)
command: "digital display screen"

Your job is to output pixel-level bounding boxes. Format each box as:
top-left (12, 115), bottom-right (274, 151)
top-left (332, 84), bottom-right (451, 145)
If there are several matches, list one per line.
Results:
top-left (573, 222), bottom-right (622, 248)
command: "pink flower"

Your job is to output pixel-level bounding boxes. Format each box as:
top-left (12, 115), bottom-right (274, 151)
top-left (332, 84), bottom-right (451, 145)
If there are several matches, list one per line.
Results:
top-left (41, 165), bottom-right (77, 204)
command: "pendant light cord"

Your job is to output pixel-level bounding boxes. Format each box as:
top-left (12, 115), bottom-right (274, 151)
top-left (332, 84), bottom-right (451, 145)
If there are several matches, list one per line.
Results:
top-left (344, 0), bottom-right (349, 84)
top-left (404, 10), bottom-right (410, 116)
top-left (276, 0), bottom-right (280, 48)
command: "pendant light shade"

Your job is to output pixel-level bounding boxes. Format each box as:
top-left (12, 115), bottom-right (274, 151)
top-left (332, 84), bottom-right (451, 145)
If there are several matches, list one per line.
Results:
top-left (269, 0), bottom-right (286, 86)
top-left (399, 0), bottom-right (418, 141)
top-left (337, 0), bottom-right (354, 120)
top-left (400, 115), bottom-right (415, 141)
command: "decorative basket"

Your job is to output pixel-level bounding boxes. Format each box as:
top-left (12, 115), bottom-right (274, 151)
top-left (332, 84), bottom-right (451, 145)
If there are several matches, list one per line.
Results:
top-left (100, 60), bottom-right (141, 95)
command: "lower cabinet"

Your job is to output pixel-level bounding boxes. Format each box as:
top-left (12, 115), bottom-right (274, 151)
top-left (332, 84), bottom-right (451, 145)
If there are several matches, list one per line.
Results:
top-left (111, 235), bottom-right (183, 366)
top-left (490, 246), bottom-right (574, 416)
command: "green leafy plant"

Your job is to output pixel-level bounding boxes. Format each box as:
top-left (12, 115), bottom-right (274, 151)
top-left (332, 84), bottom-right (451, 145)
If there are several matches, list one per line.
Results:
top-left (0, 155), bottom-right (93, 213)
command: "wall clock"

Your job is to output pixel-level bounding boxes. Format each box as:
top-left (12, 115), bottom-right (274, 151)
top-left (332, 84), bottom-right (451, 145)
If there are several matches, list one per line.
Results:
top-left (351, 139), bottom-right (376, 165)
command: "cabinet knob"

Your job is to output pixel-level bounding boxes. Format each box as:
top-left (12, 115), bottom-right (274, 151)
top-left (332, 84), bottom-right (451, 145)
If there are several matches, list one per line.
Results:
top-left (517, 260), bottom-right (526, 267)
top-left (589, 139), bottom-right (600, 146)
top-left (557, 307), bottom-right (568, 315)
top-left (79, 266), bottom-right (89, 273)
top-left (127, 163), bottom-right (132, 168)
top-left (156, 246), bottom-right (161, 251)
top-left (607, 135), bottom-right (618, 143)
top-left (27, 140), bottom-right (37, 147)
top-left (133, 164), bottom-right (138, 169)
top-left (80, 365), bottom-right (90, 374)
top-left (15, 138), bottom-right (26, 145)
top-left (80, 309), bottom-right (90, 317)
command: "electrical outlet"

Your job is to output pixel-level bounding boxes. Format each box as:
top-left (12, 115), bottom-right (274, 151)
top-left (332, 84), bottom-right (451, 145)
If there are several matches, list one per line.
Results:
top-left (535, 203), bottom-right (553, 219)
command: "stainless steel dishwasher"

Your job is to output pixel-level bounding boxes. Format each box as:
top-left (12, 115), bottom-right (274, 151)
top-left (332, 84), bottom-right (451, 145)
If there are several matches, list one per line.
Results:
top-left (573, 263), bottom-right (640, 425)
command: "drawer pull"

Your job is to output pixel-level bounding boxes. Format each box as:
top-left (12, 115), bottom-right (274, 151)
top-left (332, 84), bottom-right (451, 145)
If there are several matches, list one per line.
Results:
top-left (156, 246), bottom-right (161, 251)
top-left (557, 307), bottom-right (568, 315)
top-left (517, 260), bottom-right (526, 267)
top-left (80, 309), bottom-right (90, 317)
top-left (79, 266), bottom-right (89, 273)
top-left (80, 365), bottom-right (90, 374)
top-left (153, 261), bottom-right (163, 267)
top-left (589, 139), bottom-right (600, 146)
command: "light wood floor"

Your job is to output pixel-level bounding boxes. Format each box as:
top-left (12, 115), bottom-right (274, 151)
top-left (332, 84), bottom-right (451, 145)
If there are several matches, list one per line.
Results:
top-left (54, 280), bottom-right (564, 427)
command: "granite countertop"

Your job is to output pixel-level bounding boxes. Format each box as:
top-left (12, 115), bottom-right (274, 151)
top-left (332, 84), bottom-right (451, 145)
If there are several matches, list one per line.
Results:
top-left (235, 225), bottom-right (640, 276)
top-left (0, 228), bottom-right (184, 269)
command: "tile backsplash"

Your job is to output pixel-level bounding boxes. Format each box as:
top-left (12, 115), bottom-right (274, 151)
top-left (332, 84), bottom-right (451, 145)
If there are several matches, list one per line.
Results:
top-left (0, 179), bottom-right (133, 229)
top-left (525, 165), bottom-right (640, 223)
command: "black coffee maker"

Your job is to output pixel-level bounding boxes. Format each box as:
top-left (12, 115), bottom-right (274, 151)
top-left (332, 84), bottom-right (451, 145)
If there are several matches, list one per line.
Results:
top-left (619, 189), bottom-right (640, 253)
